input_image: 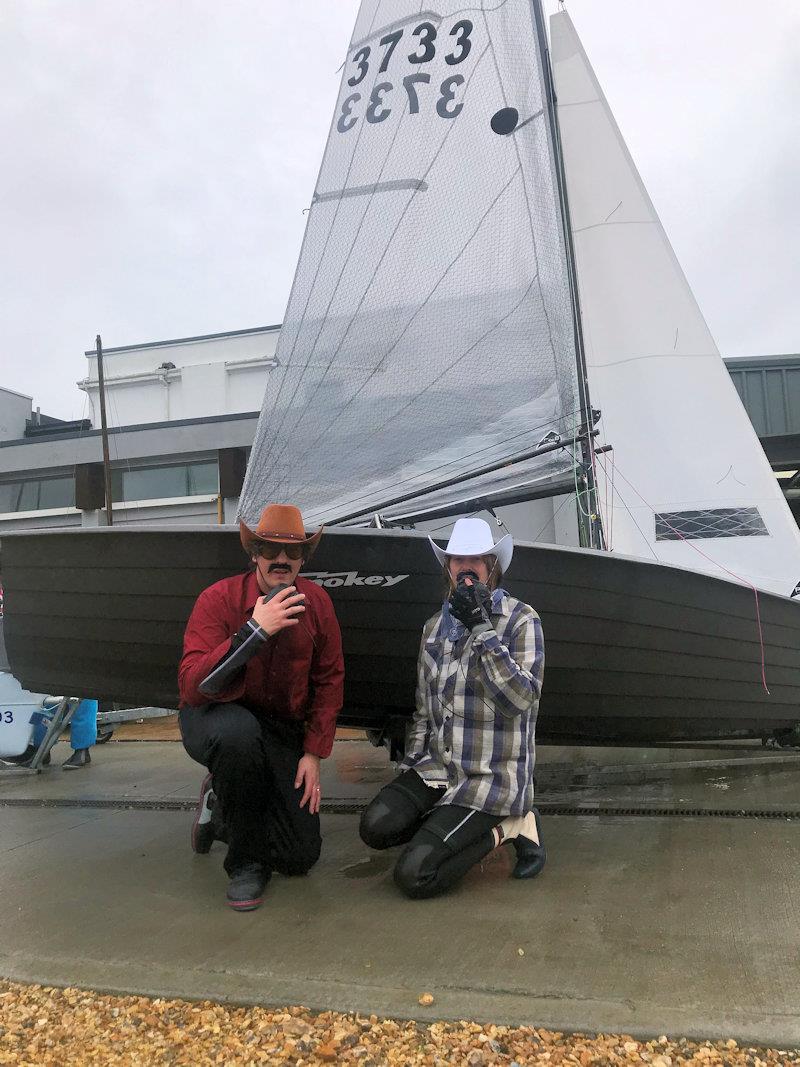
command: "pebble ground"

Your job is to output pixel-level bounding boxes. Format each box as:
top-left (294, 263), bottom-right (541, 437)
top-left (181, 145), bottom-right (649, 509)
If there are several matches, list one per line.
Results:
top-left (1, 980), bottom-right (798, 1066)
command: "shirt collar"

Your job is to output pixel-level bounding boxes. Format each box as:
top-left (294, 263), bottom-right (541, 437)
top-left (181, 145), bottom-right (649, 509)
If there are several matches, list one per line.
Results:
top-left (244, 569), bottom-right (262, 611)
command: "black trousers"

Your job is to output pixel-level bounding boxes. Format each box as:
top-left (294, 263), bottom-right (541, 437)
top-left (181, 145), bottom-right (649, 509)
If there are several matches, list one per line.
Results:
top-left (179, 702), bottom-right (321, 878)
top-left (359, 770), bottom-right (502, 899)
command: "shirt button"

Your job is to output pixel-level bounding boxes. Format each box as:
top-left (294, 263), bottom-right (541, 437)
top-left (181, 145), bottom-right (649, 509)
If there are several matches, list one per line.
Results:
top-left (444, 714), bottom-right (451, 722)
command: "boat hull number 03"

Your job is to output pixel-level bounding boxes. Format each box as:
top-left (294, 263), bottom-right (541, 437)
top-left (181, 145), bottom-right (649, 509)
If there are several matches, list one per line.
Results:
top-left (337, 19), bottom-right (473, 132)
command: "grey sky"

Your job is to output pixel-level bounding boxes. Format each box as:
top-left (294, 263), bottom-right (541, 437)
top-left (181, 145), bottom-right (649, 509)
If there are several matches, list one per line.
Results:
top-left (1, 0), bottom-right (798, 420)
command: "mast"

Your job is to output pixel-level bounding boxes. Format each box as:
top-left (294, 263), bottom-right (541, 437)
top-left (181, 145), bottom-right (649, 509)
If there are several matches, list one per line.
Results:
top-left (530, 0), bottom-right (604, 550)
top-left (95, 334), bottom-right (114, 527)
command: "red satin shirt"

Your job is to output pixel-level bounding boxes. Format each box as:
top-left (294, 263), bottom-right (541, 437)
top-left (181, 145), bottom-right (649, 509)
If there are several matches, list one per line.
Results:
top-left (179, 571), bottom-right (344, 758)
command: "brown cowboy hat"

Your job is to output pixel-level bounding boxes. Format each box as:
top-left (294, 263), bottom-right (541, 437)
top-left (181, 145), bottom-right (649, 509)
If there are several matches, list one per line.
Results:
top-left (239, 503), bottom-right (323, 558)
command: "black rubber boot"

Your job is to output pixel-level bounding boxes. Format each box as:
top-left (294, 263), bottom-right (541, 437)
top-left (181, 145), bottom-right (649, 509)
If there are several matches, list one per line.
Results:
top-left (62, 748), bottom-right (91, 770)
top-left (511, 808), bottom-right (546, 880)
top-left (226, 863), bottom-right (268, 911)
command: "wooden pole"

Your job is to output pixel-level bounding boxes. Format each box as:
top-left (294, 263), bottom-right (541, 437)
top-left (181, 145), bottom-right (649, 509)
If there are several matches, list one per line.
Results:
top-left (95, 334), bottom-right (114, 526)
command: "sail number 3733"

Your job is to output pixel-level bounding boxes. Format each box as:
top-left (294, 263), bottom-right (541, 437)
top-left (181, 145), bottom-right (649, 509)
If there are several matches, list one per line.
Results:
top-left (337, 19), bottom-right (473, 133)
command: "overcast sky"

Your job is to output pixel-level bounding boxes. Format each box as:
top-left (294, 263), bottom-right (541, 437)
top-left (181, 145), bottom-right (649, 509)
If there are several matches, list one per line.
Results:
top-left (1, 0), bottom-right (798, 420)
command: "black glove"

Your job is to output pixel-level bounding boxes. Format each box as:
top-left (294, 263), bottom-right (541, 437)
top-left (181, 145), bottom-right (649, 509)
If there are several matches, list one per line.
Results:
top-left (448, 581), bottom-right (492, 631)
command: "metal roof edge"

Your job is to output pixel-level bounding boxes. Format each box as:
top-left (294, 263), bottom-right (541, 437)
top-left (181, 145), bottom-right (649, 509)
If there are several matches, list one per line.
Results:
top-left (83, 325), bottom-right (282, 358)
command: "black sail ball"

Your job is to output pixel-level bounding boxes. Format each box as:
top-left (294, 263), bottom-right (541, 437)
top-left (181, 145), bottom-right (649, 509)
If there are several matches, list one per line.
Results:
top-left (490, 106), bottom-right (519, 135)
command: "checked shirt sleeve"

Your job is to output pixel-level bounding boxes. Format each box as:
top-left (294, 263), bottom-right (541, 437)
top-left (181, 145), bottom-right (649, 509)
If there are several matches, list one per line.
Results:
top-left (399, 624), bottom-right (434, 771)
top-left (472, 609), bottom-right (544, 718)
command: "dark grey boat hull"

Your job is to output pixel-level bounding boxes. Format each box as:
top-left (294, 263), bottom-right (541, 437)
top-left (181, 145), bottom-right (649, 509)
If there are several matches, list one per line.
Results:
top-left (2, 525), bottom-right (799, 744)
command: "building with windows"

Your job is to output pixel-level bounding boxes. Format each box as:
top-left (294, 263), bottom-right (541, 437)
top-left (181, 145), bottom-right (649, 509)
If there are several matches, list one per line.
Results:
top-left (1, 328), bottom-right (798, 538)
top-left (0, 326), bottom-right (278, 534)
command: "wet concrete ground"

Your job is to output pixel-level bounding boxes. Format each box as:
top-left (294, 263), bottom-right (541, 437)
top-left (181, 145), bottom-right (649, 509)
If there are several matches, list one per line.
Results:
top-left (1, 738), bottom-right (799, 1046)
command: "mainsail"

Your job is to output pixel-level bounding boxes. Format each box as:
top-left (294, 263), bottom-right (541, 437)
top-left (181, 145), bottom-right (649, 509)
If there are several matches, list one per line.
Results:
top-left (240, 0), bottom-right (582, 527)
top-left (551, 10), bottom-right (800, 598)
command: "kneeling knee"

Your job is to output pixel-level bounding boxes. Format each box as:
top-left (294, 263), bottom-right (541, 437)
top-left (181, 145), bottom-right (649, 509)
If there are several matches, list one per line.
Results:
top-left (359, 802), bottom-right (396, 850)
top-left (393, 844), bottom-right (439, 899)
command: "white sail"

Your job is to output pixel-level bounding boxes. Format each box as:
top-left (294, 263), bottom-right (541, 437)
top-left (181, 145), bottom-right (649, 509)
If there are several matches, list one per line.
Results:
top-left (240, 0), bottom-right (581, 526)
top-left (551, 11), bottom-right (800, 598)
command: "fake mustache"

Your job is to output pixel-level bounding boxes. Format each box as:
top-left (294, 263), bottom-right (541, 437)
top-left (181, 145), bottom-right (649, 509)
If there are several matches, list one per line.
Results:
top-left (268, 563), bottom-right (291, 572)
top-left (456, 569), bottom-right (481, 585)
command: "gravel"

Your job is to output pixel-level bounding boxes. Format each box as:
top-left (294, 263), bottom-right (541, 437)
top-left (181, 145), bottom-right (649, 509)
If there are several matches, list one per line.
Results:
top-left (1, 979), bottom-right (798, 1066)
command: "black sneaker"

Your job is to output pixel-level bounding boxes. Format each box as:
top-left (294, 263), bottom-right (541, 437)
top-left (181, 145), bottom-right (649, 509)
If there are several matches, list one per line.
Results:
top-left (511, 808), bottom-right (546, 880)
top-left (226, 863), bottom-right (267, 911)
top-left (62, 748), bottom-right (91, 770)
top-left (191, 773), bottom-right (217, 854)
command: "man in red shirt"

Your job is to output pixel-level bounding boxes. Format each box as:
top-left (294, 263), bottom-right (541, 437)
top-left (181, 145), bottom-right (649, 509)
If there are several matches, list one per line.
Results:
top-left (179, 503), bottom-right (344, 911)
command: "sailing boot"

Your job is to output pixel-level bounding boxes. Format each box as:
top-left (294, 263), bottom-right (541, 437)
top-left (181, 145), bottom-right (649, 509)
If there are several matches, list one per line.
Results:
top-left (492, 809), bottom-right (546, 880)
top-left (226, 863), bottom-right (268, 911)
top-left (512, 808), bottom-right (546, 879)
top-left (62, 748), bottom-right (91, 770)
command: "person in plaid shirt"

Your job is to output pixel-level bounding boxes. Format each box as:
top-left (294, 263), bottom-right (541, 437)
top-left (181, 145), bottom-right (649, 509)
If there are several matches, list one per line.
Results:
top-left (359, 518), bottom-right (546, 898)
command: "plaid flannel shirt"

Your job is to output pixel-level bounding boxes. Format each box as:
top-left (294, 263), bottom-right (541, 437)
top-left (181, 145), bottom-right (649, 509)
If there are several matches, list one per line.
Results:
top-left (399, 588), bottom-right (544, 816)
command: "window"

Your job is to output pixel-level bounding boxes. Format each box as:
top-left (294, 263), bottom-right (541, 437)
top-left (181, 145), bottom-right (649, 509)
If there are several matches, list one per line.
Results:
top-left (0, 476), bottom-right (75, 513)
top-left (110, 461), bottom-right (218, 503)
top-left (655, 507), bottom-right (768, 541)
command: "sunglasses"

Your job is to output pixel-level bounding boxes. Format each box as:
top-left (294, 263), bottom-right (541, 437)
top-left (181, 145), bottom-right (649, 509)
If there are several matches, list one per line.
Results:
top-left (257, 541), bottom-right (305, 561)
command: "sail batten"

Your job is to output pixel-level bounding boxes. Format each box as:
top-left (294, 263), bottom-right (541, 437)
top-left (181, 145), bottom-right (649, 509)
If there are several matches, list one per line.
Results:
top-left (240, 0), bottom-right (580, 526)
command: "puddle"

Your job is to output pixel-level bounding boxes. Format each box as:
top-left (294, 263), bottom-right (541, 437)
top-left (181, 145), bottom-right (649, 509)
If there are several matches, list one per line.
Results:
top-left (339, 855), bottom-right (394, 879)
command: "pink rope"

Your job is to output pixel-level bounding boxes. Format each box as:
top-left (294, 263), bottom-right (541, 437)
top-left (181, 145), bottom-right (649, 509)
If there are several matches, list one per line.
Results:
top-left (606, 463), bottom-right (771, 695)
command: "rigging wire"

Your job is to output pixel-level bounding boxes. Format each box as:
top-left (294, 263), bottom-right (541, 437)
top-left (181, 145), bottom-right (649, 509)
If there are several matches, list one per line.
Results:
top-left (609, 448), bottom-right (616, 550)
top-left (592, 456), bottom-right (771, 694)
top-left (594, 446), bottom-right (617, 552)
top-left (593, 469), bottom-right (659, 562)
top-left (563, 420), bottom-right (599, 549)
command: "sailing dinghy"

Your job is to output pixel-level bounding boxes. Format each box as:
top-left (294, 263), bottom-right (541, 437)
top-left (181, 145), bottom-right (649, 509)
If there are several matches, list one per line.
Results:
top-left (3, 2), bottom-right (800, 747)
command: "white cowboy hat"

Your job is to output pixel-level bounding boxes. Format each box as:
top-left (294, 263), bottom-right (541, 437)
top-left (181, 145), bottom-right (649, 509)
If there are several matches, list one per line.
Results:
top-left (428, 517), bottom-right (513, 574)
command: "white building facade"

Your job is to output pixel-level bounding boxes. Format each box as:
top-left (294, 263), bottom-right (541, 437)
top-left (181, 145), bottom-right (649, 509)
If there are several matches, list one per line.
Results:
top-left (79, 325), bottom-right (278, 427)
top-left (0, 326), bottom-right (278, 536)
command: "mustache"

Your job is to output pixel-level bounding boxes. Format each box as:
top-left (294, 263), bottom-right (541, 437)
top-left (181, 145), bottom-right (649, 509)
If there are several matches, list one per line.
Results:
top-left (456, 569), bottom-right (481, 585)
top-left (268, 563), bottom-right (291, 572)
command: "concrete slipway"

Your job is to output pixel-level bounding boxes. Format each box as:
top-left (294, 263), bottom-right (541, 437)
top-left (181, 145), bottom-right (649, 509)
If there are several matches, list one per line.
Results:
top-left (0, 738), bottom-right (799, 1048)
